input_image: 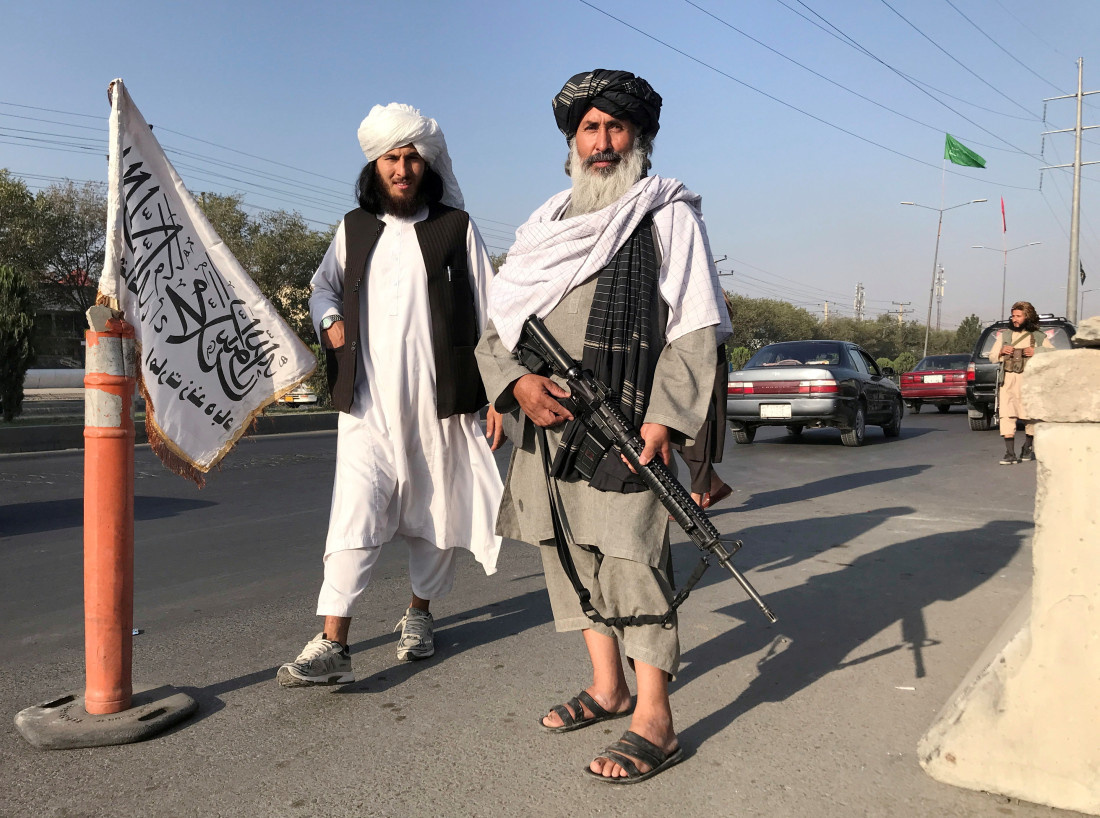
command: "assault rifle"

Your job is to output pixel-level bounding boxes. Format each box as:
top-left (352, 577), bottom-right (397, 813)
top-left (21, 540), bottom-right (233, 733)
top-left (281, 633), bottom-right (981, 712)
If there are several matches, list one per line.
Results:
top-left (516, 315), bottom-right (777, 624)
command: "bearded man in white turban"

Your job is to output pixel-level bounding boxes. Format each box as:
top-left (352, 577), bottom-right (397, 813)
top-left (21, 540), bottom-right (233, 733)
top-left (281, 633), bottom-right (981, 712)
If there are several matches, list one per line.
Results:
top-left (277, 103), bottom-right (504, 687)
top-left (476, 70), bottom-right (731, 783)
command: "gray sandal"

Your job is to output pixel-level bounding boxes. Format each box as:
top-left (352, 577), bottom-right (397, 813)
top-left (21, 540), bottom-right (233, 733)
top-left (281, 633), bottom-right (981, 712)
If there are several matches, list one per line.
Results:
top-left (538, 690), bottom-right (633, 733)
top-left (585, 730), bottom-right (684, 784)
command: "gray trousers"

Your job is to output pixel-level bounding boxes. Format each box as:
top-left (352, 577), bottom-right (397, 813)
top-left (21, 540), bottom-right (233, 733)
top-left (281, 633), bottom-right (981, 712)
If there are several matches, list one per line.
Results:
top-left (539, 536), bottom-right (680, 677)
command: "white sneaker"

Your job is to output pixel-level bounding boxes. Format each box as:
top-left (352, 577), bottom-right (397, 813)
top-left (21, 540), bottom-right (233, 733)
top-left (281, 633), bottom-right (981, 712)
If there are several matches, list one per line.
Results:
top-left (394, 608), bottom-right (435, 661)
top-left (277, 633), bottom-right (354, 687)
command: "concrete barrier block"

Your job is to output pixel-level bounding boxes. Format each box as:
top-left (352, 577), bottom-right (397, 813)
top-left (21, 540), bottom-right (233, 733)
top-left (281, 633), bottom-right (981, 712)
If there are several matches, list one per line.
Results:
top-left (1021, 349), bottom-right (1100, 422)
top-left (1075, 315), bottom-right (1100, 347)
top-left (919, 423), bottom-right (1100, 815)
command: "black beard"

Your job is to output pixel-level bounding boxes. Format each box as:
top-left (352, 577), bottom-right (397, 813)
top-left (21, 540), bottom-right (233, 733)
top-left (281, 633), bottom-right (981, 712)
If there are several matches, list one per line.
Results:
top-left (380, 186), bottom-right (425, 218)
top-left (369, 169), bottom-right (425, 217)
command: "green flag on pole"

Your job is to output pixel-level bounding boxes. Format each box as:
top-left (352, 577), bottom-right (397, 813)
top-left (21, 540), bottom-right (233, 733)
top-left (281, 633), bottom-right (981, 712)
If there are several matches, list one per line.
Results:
top-left (944, 133), bottom-right (986, 168)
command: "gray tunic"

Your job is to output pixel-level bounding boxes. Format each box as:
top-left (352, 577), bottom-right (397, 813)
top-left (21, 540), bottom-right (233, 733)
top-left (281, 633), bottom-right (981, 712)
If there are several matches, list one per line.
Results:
top-left (475, 276), bottom-right (718, 567)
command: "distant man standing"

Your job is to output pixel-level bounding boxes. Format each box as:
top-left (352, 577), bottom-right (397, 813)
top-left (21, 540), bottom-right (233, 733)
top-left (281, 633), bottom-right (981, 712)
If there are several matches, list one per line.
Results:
top-left (476, 70), bottom-right (730, 782)
top-left (278, 103), bottom-right (503, 687)
top-left (989, 300), bottom-right (1050, 464)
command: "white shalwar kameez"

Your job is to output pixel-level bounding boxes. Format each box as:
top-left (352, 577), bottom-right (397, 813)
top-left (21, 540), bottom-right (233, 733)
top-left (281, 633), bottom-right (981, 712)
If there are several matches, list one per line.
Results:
top-left (309, 207), bottom-right (503, 617)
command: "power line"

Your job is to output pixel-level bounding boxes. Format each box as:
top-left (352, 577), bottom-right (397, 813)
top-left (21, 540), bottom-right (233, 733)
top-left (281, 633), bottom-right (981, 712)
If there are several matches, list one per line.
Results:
top-left (773, 0), bottom-right (1037, 122)
top-left (576, 0), bottom-right (1042, 189)
top-left (875, 0), bottom-right (1039, 121)
top-left (940, 0), bottom-right (1066, 94)
top-left (785, 0), bottom-right (1042, 158)
top-left (988, 0), bottom-right (1069, 62)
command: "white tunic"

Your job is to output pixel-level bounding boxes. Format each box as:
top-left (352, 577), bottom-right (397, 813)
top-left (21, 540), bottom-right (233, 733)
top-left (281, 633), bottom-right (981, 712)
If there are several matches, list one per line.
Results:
top-left (309, 207), bottom-right (503, 574)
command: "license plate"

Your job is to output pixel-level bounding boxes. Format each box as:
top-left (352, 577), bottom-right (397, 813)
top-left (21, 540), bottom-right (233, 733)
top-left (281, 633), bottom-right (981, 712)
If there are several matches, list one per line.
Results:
top-left (760, 404), bottom-right (792, 419)
top-left (924, 374), bottom-right (944, 383)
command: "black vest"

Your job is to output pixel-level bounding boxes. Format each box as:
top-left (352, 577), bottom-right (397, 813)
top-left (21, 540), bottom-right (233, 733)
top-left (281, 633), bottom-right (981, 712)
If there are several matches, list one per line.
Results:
top-left (325, 204), bottom-right (488, 417)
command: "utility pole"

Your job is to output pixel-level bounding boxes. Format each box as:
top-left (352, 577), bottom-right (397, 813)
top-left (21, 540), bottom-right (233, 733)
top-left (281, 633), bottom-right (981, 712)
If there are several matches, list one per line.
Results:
top-left (892, 301), bottom-right (912, 325)
top-left (935, 267), bottom-right (945, 331)
top-left (1042, 59), bottom-right (1098, 320)
top-left (823, 300), bottom-right (829, 324)
top-left (854, 283), bottom-right (865, 322)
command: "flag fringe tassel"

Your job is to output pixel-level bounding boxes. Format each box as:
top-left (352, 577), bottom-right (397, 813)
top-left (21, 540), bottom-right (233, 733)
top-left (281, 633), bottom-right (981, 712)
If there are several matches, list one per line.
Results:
top-left (137, 372), bottom-right (209, 488)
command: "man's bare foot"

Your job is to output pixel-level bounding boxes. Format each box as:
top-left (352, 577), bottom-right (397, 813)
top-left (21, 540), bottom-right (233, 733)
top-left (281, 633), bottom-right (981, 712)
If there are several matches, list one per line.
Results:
top-left (541, 687), bottom-right (633, 730)
top-left (589, 714), bottom-right (678, 779)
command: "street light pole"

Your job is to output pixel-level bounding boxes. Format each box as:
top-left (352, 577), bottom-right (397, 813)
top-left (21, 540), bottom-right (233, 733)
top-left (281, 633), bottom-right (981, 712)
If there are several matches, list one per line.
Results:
top-left (1082, 289), bottom-right (1096, 322)
top-left (971, 242), bottom-right (1042, 319)
top-left (901, 198), bottom-right (987, 357)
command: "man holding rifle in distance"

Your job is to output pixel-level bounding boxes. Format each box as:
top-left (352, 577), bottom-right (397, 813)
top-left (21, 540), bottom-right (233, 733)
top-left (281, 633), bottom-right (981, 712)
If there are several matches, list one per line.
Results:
top-left (475, 69), bottom-right (731, 783)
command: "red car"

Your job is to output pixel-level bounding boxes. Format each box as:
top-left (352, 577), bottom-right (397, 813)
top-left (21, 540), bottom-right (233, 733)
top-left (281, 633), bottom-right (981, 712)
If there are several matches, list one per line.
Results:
top-left (900, 354), bottom-right (970, 414)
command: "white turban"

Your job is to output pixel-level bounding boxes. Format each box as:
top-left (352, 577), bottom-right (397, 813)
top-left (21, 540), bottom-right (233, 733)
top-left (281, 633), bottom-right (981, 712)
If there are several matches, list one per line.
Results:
top-left (357, 103), bottom-right (464, 210)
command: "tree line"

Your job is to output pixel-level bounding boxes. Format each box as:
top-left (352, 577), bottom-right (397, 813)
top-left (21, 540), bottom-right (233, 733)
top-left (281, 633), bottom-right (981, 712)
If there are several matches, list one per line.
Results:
top-left (723, 294), bottom-right (982, 373)
top-left (1, 168), bottom-right (983, 418)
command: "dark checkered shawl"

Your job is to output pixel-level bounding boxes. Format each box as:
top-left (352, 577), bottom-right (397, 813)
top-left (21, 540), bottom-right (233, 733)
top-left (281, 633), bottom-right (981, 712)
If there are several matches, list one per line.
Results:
top-left (551, 214), bottom-right (662, 493)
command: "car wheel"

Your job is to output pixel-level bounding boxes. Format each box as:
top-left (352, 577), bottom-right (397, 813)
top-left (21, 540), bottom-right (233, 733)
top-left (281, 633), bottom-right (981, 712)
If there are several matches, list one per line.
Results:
top-left (785, 425), bottom-right (803, 439)
top-left (733, 426), bottom-right (756, 444)
top-left (882, 399), bottom-right (902, 438)
top-left (909, 401), bottom-right (922, 414)
top-left (841, 403), bottom-right (866, 447)
top-left (968, 412), bottom-right (992, 432)
top-left (937, 404), bottom-right (951, 414)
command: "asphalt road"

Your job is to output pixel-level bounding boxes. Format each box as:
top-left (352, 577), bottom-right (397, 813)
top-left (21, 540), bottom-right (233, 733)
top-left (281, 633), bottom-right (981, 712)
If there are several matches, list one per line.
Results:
top-left (0, 409), bottom-right (1077, 817)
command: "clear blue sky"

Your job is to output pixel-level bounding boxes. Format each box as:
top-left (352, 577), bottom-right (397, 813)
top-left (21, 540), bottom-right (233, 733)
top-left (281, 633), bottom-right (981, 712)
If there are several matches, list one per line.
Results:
top-left (3, 0), bottom-right (1099, 330)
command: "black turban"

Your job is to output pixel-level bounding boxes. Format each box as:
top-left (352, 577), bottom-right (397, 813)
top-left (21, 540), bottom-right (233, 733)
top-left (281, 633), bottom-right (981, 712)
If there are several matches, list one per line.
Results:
top-left (552, 69), bottom-right (662, 140)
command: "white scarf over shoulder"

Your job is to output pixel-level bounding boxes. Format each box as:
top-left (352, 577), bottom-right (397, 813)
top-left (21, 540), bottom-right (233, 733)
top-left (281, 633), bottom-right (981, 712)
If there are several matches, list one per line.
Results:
top-left (488, 175), bottom-right (730, 350)
top-left (357, 103), bottom-right (464, 209)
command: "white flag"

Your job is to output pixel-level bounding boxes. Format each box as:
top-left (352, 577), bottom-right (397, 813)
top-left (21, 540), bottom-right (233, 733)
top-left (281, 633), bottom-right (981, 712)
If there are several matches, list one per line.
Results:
top-left (100, 79), bottom-right (316, 480)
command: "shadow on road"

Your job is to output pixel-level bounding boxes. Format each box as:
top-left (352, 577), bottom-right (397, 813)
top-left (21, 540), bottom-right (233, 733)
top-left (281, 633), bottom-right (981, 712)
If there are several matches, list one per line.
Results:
top-left (669, 506), bottom-right (917, 597)
top-left (0, 495), bottom-right (217, 537)
top-left (710, 465), bottom-right (932, 515)
top-left (675, 517), bottom-right (1030, 751)
top-left (170, 588), bottom-right (553, 725)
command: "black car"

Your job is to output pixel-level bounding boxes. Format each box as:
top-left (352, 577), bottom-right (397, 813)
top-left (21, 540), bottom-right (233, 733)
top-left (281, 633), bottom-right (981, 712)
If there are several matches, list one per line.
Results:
top-left (726, 340), bottom-right (903, 447)
top-left (965, 314), bottom-right (1076, 431)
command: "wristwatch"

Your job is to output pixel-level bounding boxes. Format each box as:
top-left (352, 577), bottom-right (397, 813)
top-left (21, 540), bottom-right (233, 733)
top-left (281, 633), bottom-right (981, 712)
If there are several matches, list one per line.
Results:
top-left (320, 314), bottom-right (344, 331)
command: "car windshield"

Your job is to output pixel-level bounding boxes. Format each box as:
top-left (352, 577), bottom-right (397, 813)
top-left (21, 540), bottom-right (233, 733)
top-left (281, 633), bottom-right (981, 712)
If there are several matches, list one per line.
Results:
top-left (977, 325), bottom-right (1074, 360)
top-left (913, 355), bottom-right (969, 371)
top-left (747, 342), bottom-right (846, 367)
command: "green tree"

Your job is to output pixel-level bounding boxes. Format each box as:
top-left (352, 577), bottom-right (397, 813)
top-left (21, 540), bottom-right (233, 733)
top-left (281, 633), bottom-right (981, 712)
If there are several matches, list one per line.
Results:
top-left (955, 314), bottom-right (982, 354)
top-left (0, 170), bottom-right (41, 282)
top-left (0, 264), bottom-right (36, 421)
top-left (489, 252), bottom-right (507, 271)
top-left (726, 293), bottom-right (818, 350)
top-left (892, 351), bottom-right (918, 373)
top-left (726, 345), bottom-right (752, 371)
top-left (197, 192), bottom-right (252, 267)
top-left (33, 180), bottom-right (106, 313)
top-left (251, 210), bottom-right (334, 339)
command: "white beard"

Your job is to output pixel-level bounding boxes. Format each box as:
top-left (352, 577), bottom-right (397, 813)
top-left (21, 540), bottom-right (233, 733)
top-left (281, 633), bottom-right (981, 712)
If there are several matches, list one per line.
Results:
top-left (565, 139), bottom-right (647, 218)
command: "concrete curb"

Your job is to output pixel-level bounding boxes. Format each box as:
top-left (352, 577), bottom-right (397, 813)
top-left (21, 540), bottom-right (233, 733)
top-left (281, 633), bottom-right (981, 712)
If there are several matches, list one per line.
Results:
top-left (0, 411), bottom-right (338, 455)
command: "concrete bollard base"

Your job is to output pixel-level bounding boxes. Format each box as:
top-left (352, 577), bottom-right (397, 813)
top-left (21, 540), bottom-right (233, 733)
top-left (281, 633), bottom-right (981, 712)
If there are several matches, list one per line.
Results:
top-left (14, 683), bottom-right (197, 750)
top-left (918, 422), bottom-right (1100, 815)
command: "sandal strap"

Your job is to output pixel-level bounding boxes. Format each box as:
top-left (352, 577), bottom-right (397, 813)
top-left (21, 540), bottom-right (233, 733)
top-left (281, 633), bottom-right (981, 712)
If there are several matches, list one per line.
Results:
top-left (600, 750), bottom-right (643, 778)
top-left (575, 690), bottom-right (611, 720)
top-left (550, 698), bottom-right (581, 727)
top-left (611, 731), bottom-right (668, 769)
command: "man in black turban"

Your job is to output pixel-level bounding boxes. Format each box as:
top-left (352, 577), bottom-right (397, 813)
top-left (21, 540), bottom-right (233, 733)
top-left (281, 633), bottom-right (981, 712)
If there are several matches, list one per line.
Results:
top-left (478, 68), bottom-right (731, 784)
top-left (552, 69), bottom-right (663, 142)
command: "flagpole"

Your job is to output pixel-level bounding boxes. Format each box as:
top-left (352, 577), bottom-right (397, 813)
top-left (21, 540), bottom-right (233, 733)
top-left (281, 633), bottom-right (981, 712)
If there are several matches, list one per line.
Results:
top-left (1001, 200), bottom-right (1008, 320)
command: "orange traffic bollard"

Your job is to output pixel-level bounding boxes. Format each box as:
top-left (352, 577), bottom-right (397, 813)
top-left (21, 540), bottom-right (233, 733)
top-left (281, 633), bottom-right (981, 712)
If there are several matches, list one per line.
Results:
top-left (15, 308), bottom-right (197, 749)
top-left (83, 316), bottom-right (136, 714)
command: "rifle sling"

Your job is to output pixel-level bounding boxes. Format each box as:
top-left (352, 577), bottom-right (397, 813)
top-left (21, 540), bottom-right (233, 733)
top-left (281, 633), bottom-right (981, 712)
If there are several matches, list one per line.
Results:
top-left (534, 426), bottom-right (709, 629)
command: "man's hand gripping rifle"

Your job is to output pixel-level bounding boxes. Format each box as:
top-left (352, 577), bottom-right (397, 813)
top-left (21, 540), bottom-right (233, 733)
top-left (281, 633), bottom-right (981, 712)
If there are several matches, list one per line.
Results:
top-left (516, 315), bottom-right (777, 624)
